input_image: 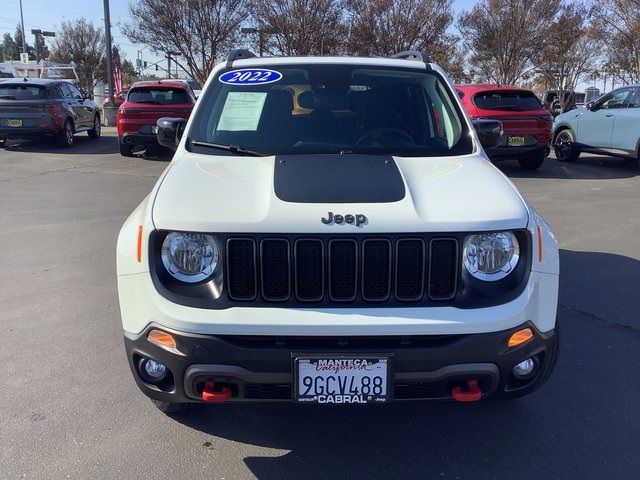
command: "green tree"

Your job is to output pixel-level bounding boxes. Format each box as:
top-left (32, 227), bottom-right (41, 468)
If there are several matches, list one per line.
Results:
top-left (13, 25), bottom-right (35, 59)
top-left (1, 33), bottom-right (20, 61)
top-left (121, 59), bottom-right (138, 87)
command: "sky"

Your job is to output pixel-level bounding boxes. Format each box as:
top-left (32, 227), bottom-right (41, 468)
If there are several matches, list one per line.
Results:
top-left (0, 0), bottom-right (514, 81)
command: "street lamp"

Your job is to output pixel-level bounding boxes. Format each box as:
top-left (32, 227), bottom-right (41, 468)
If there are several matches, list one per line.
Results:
top-left (30, 29), bottom-right (55, 62)
top-left (240, 28), bottom-right (277, 57)
top-left (166, 50), bottom-right (181, 78)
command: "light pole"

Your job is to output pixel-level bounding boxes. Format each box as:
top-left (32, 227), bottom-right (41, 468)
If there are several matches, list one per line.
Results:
top-left (19, 0), bottom-right (27, 55)
top-left (103, 0), bottom-right (115, 107)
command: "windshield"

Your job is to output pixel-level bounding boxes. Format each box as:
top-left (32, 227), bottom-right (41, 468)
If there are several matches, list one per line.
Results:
top-left (0, 84), bottom-right (49, 100)
top-left (474, 91), bottom-right (543, 111)
top-left (127, 87), bottom-right (191, 104)
top-left (188, 64), bottom-right (472, 157)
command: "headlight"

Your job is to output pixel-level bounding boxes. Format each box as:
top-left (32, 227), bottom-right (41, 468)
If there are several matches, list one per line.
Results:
top-left (463, 232), bottom-right (520, 281)
top-left (161, 232), bottom-right (219, 283)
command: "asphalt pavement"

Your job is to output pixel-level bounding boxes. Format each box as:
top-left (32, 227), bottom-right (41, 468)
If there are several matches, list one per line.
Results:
top-left (0, 129), bottom-right (638, 479)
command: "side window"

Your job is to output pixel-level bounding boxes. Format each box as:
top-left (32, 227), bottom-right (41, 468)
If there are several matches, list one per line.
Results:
top-left (67, 83), bottom-right (83, 99)
top-left (599, 88), bottom-right (632, 109)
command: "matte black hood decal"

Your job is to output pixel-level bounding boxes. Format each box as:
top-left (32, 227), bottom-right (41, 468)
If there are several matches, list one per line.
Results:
top-left (274, 154), bottom-right (406, 204)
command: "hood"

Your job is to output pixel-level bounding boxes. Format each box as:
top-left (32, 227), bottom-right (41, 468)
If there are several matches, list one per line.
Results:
top-left (152, 152), bottom-right (529, 233)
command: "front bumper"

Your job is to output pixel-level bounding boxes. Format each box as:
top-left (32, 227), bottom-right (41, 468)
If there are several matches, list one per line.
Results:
top-left (125, 322), bottom-right (557, 403)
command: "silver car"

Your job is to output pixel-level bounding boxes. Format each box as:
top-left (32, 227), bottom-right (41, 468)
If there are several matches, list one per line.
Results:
top-left (553, 85), bottom-right (639, 162)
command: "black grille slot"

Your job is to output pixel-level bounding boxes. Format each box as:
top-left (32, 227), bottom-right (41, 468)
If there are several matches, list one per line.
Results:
top-left (260, 239), bottom-right (290, 301)
top-left (362, 239), bottom-right (391, 301)
top-left (295, 239), bottom-right (324, 301)
top-left (245, 384), bottom-right (292, 400)
top-left (395, 239), bottom-right (426, 301)
top-left (329, 239), bottom-right (358, 301)
top-left (428, 238), bottom-right (458, 300)
top-left (227, 239), bottom-right (257, 301)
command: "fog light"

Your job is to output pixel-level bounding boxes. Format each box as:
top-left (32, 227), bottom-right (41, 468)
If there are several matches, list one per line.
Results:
top-left (143, 359), bottom-right (167, 379)
top-left (513, 358), bottom-right (536, 379)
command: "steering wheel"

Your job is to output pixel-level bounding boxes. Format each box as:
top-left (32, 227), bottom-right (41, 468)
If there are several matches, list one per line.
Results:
top-left (356, 127), bottom-right (414, 147)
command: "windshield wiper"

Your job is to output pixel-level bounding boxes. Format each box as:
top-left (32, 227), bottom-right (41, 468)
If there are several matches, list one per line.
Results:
top-left (134, 100), bottom-right (160, 104)
top-left (190, 140), bottom-right (265, 156)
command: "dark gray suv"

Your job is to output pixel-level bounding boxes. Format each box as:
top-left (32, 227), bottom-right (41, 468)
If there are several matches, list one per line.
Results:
top-left (0, 78), bottom-right (100, 147)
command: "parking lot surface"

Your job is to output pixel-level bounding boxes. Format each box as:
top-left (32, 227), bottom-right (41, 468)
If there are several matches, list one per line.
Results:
top-left (1, 129), bottom-right (639, 479)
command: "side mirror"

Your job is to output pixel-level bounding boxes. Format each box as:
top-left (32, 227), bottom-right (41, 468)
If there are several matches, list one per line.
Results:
top-left (586, 101), bottom-right (596, 111)
top-left (157, 117), bottom-right (187, 150)
top-left (472, 119), bottom-right (502, 149)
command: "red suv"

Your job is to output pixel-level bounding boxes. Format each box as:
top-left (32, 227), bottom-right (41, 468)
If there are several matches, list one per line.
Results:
top-left (455, 84), bottom-right (552, 170)
top-left (117, 81), bottom-right (195, 157)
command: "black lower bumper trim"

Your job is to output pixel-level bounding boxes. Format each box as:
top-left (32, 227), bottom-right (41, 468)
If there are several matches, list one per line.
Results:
top-left (486, 145), bottom-right (548, 160)
top-left (124, 322), bottom-right (558, 403)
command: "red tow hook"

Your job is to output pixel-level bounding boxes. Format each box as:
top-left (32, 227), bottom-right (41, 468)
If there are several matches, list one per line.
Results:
top-left (452, 380), bottom-right (482, 402)
top-left (202, 380), bottom-right (232, 403)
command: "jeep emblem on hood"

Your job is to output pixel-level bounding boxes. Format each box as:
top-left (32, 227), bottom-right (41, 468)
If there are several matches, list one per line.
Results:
top-left (321, 212), bottom-right (368, 226)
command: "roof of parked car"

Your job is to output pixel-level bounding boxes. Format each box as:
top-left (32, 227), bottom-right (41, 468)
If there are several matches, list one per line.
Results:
top-left (131, 80), bottom-right (188, 89)
top-left (456, 83), bottom-right (533, 92)
top-left (0, 78), bottom-right (65, 86)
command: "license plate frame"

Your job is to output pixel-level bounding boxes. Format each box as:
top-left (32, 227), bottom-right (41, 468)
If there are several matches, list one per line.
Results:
top-left (293, 354), bottom-right (392, 404)
top-left (7, 119), bottom-right (23, 127)
top-left (507, 136), bottom-right (525, 147)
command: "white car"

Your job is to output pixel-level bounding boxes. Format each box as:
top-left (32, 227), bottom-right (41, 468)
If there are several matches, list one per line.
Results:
top-left (117, 50), bottom-right (560, 413)
top-left (553, 85), bottom-right (640, 162)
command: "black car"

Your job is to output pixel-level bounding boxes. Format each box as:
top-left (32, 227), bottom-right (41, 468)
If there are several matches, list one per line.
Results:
top-left (0, 78), bottom-right (101, 147)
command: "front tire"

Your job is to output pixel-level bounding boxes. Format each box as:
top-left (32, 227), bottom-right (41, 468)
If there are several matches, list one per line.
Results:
top-left (88, 114), bottom-right (101, 138)
top-left (518, 154), bottom-right (545, 170)
top-left (56, 119), bottom-right (75, 147)
top-left (554, 129), bottom-right (580, 162)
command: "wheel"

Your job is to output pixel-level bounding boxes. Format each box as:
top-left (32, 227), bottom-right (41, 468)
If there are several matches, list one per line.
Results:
top-left (87, 114), bottom-right (101, 138)
top-left (497, 322), bottom-right (560, 400)
top-left (119, 143), bottom-right (134, 157)
top-left (518, 154), bottom-right (545, 170)
top-left (151, 399), bottom-right (190, 414)
top-left (554, 129), bottom-right (580, 162)
top-left (56, 119), bottom-right (75, 147)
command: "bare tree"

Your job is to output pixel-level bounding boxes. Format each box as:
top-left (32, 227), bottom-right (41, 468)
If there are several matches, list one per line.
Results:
top-left (50, 19), bottom-right (106, 92)
top-left (532, 2), bottom-right (603, 113)
top-left (343, 0), bottom-right (469, 80)
top-left (599, 0), bottom-right (640, 84)
top-left (246, 0), bottom-right (346, 56)
top-left (123, 0), bottom-right (248, 83)
top-left (459, 0), bottom-right (562, 85)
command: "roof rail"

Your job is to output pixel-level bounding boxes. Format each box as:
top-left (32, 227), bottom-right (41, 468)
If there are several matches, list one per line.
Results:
top-left (391, 51), bottom-right (432, 64)
top-left (226, 49), bottom-right (257, 68)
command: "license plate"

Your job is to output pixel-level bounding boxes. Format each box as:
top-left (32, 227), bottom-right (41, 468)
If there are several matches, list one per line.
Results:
top-left (7, 119), bottom-right (22, 127)
top-left (151, 125), bottom-right (158, 133)
top-left (294, 356), bottom-right (390, 404)
top-left (507, 136), bottom-right (525, 146)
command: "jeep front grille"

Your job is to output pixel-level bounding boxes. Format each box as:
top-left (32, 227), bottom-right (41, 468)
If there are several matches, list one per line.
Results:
top-left (226, 235), bottom-right (458, 304)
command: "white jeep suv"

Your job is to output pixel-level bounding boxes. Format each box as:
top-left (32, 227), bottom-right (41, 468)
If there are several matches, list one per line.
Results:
top-left (117, 50), bottom-right (560, 412)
